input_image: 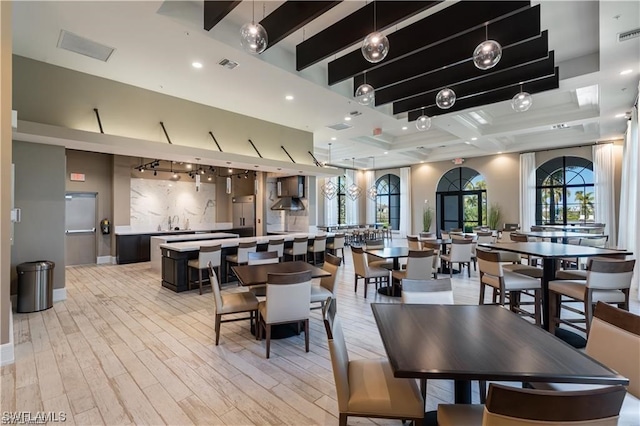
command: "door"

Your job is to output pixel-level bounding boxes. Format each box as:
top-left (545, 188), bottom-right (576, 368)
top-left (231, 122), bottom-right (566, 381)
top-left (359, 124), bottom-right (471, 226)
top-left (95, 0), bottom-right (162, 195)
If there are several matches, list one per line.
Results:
top-left (65, 193), bottom-right (97, 265)
top-left (440, 193), bottom-right (460, 232)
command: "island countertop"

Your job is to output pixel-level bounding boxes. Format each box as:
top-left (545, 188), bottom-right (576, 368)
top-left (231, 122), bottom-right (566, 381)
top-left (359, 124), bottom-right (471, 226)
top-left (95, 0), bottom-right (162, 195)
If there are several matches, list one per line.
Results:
top-left (159, 232), bottom-right (333, 252)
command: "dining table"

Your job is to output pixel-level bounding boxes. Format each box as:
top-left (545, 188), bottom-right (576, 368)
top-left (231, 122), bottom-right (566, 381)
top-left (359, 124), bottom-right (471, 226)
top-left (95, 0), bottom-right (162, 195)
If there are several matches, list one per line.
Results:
top-left (517, 230), bottom-right (608, 244)
top-left (372, 304), bottom-right (629, 423)
top-left (478, 242), bottom-right (632, 331)
top-left (231, 261), bottom-right (330, 286)
top-left (364, 247), bottom-right (409, 297)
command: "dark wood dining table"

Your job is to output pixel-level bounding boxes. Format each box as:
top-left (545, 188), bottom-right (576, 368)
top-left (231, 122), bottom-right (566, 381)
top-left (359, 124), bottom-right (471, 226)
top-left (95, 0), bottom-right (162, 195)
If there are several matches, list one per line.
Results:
top-left (232, 261), bottom-right (330, 286)
top-left (372, 304), bottom-right (628, 414)
top-left (478, 242), bottom-right (632, 330)
top-left (364, 247), bottom-right (408, 297)
top-left (517, 230), bottom-right (607, 244)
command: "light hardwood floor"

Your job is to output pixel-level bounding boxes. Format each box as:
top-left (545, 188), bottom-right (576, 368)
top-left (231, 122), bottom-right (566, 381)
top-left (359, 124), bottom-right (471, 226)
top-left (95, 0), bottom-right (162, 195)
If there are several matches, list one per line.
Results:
top-left (2, 244), bottom-right (638, 425)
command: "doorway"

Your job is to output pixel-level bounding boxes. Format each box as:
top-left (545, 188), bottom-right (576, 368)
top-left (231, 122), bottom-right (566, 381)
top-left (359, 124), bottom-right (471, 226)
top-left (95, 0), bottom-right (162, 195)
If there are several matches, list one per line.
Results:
top-left (436, 167), bottom-right (487, 233)
top-left (65, 192), bottom-right (97, 265)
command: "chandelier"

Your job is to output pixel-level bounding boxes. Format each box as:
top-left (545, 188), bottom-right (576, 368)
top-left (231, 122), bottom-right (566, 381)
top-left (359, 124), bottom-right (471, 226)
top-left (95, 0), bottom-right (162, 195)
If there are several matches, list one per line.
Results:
top-left (320, 143), bottom-right (338, 200)
top-left (346, 158), bottom-right (362, 201)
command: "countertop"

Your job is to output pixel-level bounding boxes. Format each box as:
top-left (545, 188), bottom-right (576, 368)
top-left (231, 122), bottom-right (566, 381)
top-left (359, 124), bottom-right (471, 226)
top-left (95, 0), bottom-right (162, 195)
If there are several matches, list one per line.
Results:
top-left (116, 228), bottom-right (234, 236)
top-left (149, 232), bottom-right (239, 242)
top-left (160, 232), bottom-right (334, 252)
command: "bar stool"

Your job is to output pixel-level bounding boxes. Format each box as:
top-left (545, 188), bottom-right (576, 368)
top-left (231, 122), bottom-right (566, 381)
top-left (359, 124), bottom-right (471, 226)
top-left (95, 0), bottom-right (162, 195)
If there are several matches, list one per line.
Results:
top-left (326, 233), bottom-right (345, 264)
top-left (225, 241), bottom-right (257, 282)
top-left (284, 236), bottom-right (308, 262)
top-left (267, 239), bottom-right (284, 261)
top-left (307, 235), bottom-right (327, 265)
top-left (188, 245), bottom-right (221, 295)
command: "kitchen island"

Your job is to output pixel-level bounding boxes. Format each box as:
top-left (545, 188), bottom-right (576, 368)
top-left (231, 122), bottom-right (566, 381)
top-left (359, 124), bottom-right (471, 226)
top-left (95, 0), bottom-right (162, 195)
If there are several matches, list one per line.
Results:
top-left (150, 232), bottom-right (240, 273)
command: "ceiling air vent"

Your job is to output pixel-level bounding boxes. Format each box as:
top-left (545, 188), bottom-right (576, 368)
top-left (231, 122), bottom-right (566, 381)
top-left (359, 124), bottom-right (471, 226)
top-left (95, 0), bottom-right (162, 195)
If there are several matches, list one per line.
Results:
top-left (57, 30), bottom-right (115, 62)
top-left (327, 123), bottom-right (352, 131)
top-left (552, 123), bottom-right (570, 130)
top-left (618, 28), bottom-right (640, 42)
top-left (218, 58), bottom-right (239, 69)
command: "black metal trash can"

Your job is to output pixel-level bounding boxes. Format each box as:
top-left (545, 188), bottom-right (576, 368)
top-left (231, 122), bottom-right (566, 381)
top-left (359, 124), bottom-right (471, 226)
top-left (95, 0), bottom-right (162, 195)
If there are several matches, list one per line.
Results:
top-left (17, 261), bottom-right (54, 313)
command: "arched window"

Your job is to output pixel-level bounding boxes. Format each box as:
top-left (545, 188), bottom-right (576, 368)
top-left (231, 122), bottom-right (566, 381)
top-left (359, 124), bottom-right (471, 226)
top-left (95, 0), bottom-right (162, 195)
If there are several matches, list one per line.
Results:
top-left (375, 174), bottom-right (400, 230)
top-left (536, 156), bottom-right (594, 224)
top-left (436, 167), bottom-right (487, 232)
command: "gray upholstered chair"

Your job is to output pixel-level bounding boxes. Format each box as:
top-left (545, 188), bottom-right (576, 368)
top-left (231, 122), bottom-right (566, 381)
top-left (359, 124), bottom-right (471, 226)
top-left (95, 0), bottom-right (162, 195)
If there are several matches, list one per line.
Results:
top-left (267, 239), bottom-right (285, 261)
top-left (257, 271), bottom-right (312, 359)
top-left (208, 263), bottom-right (258, 345)
top-left (310, 253), bottom-right (341, 309)
top-left (322, 298), bottom-right (424, 426)
top-left (283, 236), bottom-right (308, 262)
top-left (225, 240), bottom-right (257, 281)
top-left (392, 249), bottom-right (434, 284)
top-left (326, 233), bottom-right (345, 264)
top-left (364, 239), bottom-right (393, 269)
top-left (440, 238), bottom-right (473, 278)
top-left (401, 278), bottom-right (453, 305)
top-left (351, 246), bottom-right (389, 298)
top-left (187, 244), bottom-right (221, 295)
top-left (307, 234), bottom-right (327, 265)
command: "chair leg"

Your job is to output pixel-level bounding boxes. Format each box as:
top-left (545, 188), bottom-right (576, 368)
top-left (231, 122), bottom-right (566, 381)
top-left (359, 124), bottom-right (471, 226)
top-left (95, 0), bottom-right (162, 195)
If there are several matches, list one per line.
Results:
top-left (478, 380), bottom-right (487, 404)
top-left (534, 289), bottom-right (541, 326)
top-left (198, 269), bottom-right (203, 295)
top-left (304, 319), bottom-right (309, 353)
top-left (364, 278), bottom-right (368, 299)
top-left (467, 262), bottom-right (470, 278)
top-left (479, 282), bottom-right (486, 305)
top-left (548, 290), bottom-right (560, 332)
top-left (265, 324), bottom-right (271, 359)
top-left (449, 261), bottom-right (453, 278)
top-left (354, 274), bottom-right (358, 294)
top-left (339, 414), bottom-right (348, 426)
top-left (214, 314), bottom-right (221, 345)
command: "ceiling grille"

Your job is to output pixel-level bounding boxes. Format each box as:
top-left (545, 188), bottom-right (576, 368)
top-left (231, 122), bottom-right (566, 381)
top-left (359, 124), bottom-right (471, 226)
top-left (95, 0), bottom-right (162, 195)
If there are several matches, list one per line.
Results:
top-left (57, 30), bottom-right (115, 62)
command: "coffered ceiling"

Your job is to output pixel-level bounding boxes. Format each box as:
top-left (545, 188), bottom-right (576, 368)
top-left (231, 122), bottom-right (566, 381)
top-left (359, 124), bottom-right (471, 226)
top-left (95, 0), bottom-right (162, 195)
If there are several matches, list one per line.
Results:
top-left (11, 1), bottom-right (640, 171)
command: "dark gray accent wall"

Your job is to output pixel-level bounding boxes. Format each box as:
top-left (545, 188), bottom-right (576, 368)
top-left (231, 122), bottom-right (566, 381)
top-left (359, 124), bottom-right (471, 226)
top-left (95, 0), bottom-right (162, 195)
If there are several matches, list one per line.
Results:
top-left (11, 141), bottom-right (66, 293)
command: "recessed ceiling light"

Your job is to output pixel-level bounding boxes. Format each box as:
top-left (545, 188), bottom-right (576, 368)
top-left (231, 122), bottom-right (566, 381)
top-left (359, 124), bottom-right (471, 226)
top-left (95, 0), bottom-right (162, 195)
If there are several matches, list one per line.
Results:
top-left (186, 164), bottom-right (192, 169)
top-left (331, 137), bottom-right (337, 141)
top-left (402, 126), bottom-right (408, 130)
top-left (420, 161), bottom-right (424, 163)
top-left (464, 141), bottom-right (471, 145)
top-left (471, 137), bottom-right (478, 141)
top-left (384, 151), bottom-right (389, 154)
top-left (620, 69), bottom-right (633, 75)
top-left (344, 116), bottom-right (352, 121)
top-left (497, 151), bottom-right (503, 154)
top-left (192, 62), bottom-right (203, 69)
top-left (285, 95), bottom-right (294, 100)
top-left (615, 113), bottom-right (626, 118)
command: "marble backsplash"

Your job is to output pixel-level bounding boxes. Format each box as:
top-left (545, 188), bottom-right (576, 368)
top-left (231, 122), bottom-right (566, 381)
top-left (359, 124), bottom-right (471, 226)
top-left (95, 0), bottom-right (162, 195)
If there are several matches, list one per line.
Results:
top-left (265, 178), bottom-right (309, 233)
top-left (130, 178), bottom-right (216, 231)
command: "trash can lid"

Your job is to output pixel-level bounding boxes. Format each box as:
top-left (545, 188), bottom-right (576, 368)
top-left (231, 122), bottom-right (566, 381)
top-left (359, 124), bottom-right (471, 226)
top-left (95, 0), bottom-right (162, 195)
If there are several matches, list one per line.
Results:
top-left (17, 261), bottom-right (55, 272)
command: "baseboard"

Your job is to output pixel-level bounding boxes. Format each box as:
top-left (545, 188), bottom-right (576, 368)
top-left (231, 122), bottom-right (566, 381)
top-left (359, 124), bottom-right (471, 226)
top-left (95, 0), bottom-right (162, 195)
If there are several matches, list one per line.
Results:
top-left (53, 288), bottom-right (67, 302)
top-left (0, 304), bottom-right (15, 366)
top-left (96, 256), bottom-right (111, 265)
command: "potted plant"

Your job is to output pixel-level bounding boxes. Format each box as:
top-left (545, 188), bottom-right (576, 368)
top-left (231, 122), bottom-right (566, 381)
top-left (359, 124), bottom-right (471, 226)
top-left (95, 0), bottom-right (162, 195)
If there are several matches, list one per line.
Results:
top-left (488, 203), bottom-right (501, 231)
top-left (423, 202), bottom-right (434, 232)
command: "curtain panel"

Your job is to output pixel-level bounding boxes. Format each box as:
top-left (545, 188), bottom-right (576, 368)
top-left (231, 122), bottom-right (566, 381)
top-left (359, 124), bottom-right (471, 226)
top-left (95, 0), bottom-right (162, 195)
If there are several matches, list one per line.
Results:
top-left (323, 177), bottom-right (338, 226)
top-left (400, 167), bottom-right (411, 237)
top-left (519, 152), bottom-right (536, 232)
top-left (346, 169), bottom-right (358, 225)
top-left (592, 144), bottom-right (616, 247)
top-left (364, 170), bottom-right (376, 224)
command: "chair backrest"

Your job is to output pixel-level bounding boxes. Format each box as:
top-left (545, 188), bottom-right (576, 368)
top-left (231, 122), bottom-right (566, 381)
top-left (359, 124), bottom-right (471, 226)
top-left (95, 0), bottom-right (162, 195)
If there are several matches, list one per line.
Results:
top-left (236, 241), bottom-right (257, 263)
top-left (421, 241), bottom-right (441, 269)
top-left (451, 228), bottom-right (463, 233)
top-left (312, 235), bottom-right (327, 252)
top-left (503, 223), bottom-right (520, 231)
top-left (476, 231), bottom-right (495, 244)
top-left (351, 246), bottom-right (368, 277)
top-left (264, 271), bottom-right (312, 323)
top-left (509, 232), bottom-right (530, 243)
top-left (208, 262), bottom-right (223, 311)
top-left (364, 240), bottom-right (385, 264)
top-left (291, 236), bottom-right (309, 255)
top-left (448, 239), bottom-right (473, 262)
top-left (419, 232), bottom-right (436, 239)
top-left (405, 250), bottom-right (434, 280)
top-left (587, 302), bottom-right (640, 398)
top-left (483, 383), bottom-right (626, 425)
top-left (476, 249), bottom-right (503, 278)
top-left (248, 251), bottom-right (279, 265)
top-left (322, 298), bottom-right (350, 412)
top-left (332, 234), bottom-right (345, 250)
top-left (586, 258), bottom-right (635, 290)
top-left (441, 230), bottom-right (450, 240)
top-left (407, 235), bottom-right (421, 251)
top-left (401, 278), bottom-right (454, 304)
top-left (579, 236), bottom-right (608, 248)
top-left (319, 253), bottom-right (341, 295)
top-left (267, 239), bottom-right (285, 257)
top-left (199, 244), bottom-right (221, 267)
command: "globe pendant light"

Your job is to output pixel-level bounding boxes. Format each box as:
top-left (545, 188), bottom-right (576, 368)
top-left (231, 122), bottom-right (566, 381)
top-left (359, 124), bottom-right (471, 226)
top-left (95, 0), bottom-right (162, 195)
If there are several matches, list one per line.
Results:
top-left (355, 72), bottom-right (375, 105)
top-left (511, 85), bottom-right (533, 112)
top-left (436, 88), bottom-right (456, 109)
top-left (240, 1), bottom-right (268, 54)
top-left (416, 109), bottom-right (431, 131)
top-left (367, 157), bottom-right (378, 201)
top-left (362, 1), bottom-right (389, 63)
top-left (473, 25), bottom-right (502, 70)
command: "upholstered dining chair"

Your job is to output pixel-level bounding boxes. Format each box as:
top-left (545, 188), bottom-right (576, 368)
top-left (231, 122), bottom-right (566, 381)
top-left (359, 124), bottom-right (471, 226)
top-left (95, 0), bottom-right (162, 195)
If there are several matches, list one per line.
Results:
top-left (267, 239), bottom-right (285, 261)
top-left (225, 240), bottom-right (257, 281)
top-left (283, 236), bottom-right (308, 262)
top-left (257, 271), bottom-right (312, 359)
top-left (407, 235), bottom-right (422, 251)
top-left (392, 249), bottom-right (434, 284)
top-left (310, 253), bottom-right (341, 309)
top-left (247, 251), bottom-right (279, 297)
top-left (188, 244), bottom-right (221, 295)
top-left (351, 246), bottom-right (389, 298)
top-left (364, 239), bottom-right (393, 269)
top-left (322, 298), bottom-right (425, 426)
top-left (440, 238), bottom-right (473, 278)
top-left (401, 278), bottom-right (453, 305)
top-left (549, 258), bottom-right (636, 334)
top-left (509, 232), bottom-right (539, 266)
top-left (208, 262), bottom-right (259, 345)
top-left (437, 383), bottom-right (626, 426)
top-left (307, 234), bottom-right (327, 265)
top-left (421, 240), bottom-right (441, 278)
top-left (326, 233), bottom-right (345, 264)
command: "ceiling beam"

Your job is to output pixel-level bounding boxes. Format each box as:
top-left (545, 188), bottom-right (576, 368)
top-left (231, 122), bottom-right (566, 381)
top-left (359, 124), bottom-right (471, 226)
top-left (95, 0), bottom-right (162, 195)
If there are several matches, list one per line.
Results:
top-left (296, 1), bottom-right (440, 71)
top-left (328, 1), bottom-right (531, 85)
top-left (374, 31), bottom-right (548, 106)
top-left (406, 70), bottom-right (560, 120)
top-left (260, 1), bottom-right (342, 49)
top-left (204, 0), bottom-right (242, 31)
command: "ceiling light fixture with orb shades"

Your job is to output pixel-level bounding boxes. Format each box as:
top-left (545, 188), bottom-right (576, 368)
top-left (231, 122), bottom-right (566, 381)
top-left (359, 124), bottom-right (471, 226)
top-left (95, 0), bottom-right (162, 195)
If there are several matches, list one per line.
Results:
top-left (240, 1), bottom-right (268, 54)
top-left (361, 1), bottom-right (389, 63)
top-left (511, 84), bottom-right (533, 112)
top-left (473, 24), bottom-right (502, 70)
top-left (367, 157), bottom-right (378, 201)
top-left (436, 88), bottom-right (456, 109)
top-left (416, 108), bottom-right (431, 131)
top-left (355, 72), bottom-right (375, 105)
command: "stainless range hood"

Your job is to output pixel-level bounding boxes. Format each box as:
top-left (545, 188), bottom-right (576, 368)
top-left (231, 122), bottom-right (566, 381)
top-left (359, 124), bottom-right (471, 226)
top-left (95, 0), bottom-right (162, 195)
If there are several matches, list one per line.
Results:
top-left (271, 197), bottom-right (305, 211)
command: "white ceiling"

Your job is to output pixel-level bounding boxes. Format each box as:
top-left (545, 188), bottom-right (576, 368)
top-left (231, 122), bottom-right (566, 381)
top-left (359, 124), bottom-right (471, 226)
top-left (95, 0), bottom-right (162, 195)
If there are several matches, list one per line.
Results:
top-left (11, 1), bottom-right (640, 170)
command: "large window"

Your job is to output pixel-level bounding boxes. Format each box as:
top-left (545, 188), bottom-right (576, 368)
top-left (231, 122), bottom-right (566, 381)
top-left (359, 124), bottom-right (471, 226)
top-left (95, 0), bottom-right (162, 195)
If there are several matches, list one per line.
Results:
top-left (436, 167), bottom-right (487, 232)
top-left (375, 174), bottom-right (400, 230)
top-left (536, 156), bottom-right (594, 224)
top-left (337, 176), bottom-right (346, 225)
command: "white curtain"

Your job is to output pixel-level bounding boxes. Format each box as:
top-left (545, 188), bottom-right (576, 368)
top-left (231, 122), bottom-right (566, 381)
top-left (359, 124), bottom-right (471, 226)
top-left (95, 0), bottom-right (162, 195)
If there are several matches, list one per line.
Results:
top-left (323, 177), bottom-right (338, 225)
top-left (399, 167), bottom-right (411, 237)
top-left (618, 105), bottom-right (639, 292)
top-left (345, 169), bottom-right (358, 225)
top-left (364, 170), bottom-right (376, 224)
top-left (593, 144), bottom-right (617, 247)
top-left (519, 152), bottom-right (536, 232)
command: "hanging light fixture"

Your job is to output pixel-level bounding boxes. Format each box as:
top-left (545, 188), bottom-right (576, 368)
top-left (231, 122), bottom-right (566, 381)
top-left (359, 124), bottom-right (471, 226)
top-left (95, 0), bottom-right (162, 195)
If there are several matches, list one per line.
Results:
top-left (416, 108), bottom-right (431, 131)
top-left (473, 24), bottom-right (502, 70)
top-left (436, 88), bottom-right (456, 109)
top-left (511, 84), bottom-right (533, 112)
top-left (240, 1), bottom-right (268, 54)
top-left (355, 72), bottom-right (375, 105)
top-left (367, 157), bottom-right (377, 200)
top-left (320, 143), bottom-right (338, 200)
top-left (361, 1), bottom-right (389, 63)
top-left (346, 158), bottom-right (362, 201)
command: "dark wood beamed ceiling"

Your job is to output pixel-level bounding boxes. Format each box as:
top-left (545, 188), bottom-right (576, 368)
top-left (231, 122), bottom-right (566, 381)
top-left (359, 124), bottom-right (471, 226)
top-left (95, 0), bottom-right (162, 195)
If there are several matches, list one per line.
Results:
top-left (328, 1), bottom-right (531, 85)
top-left (204, 0), bottom-right (242, 31)
top-left (406, 70), bottom-right (560, 121)
top-left (259, 1), bottom-right (342, 50)
top-left (296, 1), bottom-right (441, 71)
